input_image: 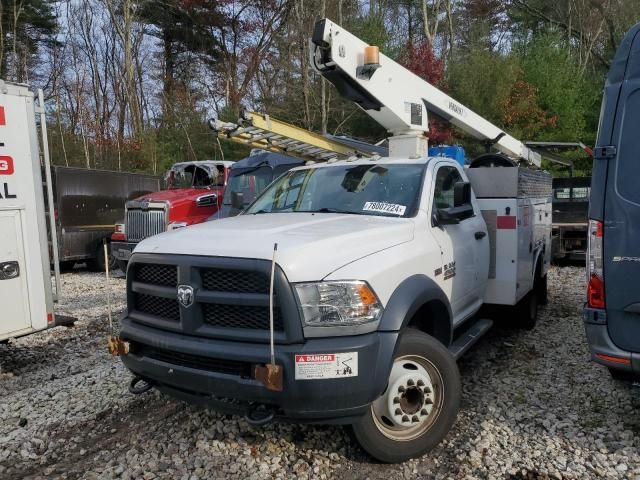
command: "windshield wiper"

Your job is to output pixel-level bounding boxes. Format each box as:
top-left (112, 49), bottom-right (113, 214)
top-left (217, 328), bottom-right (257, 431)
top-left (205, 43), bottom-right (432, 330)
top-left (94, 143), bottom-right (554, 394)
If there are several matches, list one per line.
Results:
top-left (252, 209), bottom-right (271, 214)
top-left (304, 208), bottom-right (362, 215)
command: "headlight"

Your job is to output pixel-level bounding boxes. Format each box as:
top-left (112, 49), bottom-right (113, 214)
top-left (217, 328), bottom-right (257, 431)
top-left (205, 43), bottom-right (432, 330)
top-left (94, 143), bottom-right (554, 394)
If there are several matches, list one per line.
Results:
top-left (294, 281), bottom-right (383, 327)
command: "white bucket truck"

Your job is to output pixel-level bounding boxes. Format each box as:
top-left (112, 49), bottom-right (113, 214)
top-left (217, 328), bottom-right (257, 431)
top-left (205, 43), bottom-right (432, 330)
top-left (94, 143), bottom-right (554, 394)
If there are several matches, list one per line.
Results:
top-left (0, 81), bottom-right (62, 342)
top-left (115, 19), bottom-right (551, 462)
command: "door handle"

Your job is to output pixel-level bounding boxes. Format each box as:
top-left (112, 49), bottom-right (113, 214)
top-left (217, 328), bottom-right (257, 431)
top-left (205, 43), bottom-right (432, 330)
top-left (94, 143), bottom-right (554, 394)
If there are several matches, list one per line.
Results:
top-left (624, 303), bottom-right (640, 314)
top-left (0, 261), bottom-right (19, 280)
top-left (475, 231), bottom-right (486, 240)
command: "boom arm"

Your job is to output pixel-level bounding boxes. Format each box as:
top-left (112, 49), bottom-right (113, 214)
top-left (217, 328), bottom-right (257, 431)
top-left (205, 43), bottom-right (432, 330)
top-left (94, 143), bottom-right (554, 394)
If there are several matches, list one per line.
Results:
top-left (311, 18), bottom-right (541, 167)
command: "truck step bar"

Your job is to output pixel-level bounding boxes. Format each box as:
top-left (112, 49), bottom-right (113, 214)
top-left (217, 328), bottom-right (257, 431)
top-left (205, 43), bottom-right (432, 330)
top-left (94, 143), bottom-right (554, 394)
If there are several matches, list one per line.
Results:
top-left (449, 318), bottom-right (493, 360)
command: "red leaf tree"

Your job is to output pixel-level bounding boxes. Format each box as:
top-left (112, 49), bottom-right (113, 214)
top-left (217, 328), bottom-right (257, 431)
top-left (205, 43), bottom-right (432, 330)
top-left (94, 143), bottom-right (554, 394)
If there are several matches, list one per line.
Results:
top-left (401, 41), bottom-right (452, 145)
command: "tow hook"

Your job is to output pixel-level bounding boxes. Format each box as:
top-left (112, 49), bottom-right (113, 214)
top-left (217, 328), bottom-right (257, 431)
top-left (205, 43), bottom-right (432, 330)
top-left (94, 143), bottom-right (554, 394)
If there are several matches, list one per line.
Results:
top-left (129, 376), bottom-right (153, 395)
top-left (108, 336), bottom-right (130, 356)
top-left (244, 406), bottom-right (276, 426)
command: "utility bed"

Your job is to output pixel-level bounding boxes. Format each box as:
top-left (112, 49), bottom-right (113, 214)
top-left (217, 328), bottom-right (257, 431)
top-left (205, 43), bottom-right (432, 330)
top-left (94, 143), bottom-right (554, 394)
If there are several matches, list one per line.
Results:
top-left (467, 161), bottom-right (552, 306)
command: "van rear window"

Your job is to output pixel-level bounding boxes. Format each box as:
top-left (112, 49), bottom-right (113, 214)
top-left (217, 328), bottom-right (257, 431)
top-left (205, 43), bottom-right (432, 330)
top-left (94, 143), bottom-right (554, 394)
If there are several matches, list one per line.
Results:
top-left (617, 90), bottom-right (640, 204)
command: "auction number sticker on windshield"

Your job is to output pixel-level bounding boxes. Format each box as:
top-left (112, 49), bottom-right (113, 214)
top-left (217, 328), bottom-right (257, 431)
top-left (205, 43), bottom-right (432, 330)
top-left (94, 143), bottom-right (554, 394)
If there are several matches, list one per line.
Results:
top-left (363, 202), bottom-right (406, 216)
top-left (295, 353), bottom-right (358, 380)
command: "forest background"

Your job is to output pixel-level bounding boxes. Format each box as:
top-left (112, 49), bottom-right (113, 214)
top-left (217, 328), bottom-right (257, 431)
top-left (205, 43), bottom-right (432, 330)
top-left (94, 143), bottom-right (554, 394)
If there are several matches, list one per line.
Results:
top-left (8, 0), bottom-right (640, 176)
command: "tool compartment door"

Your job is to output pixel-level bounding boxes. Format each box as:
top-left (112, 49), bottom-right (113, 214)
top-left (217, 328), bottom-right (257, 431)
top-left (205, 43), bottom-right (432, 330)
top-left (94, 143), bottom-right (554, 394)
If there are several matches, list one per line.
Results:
top-left (0, 209), bottom-right (31, 335)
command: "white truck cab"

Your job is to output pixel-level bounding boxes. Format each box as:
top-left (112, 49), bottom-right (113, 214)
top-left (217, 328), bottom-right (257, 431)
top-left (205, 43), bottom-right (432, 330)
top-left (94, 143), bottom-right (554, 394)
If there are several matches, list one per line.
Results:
top-left (118, 154), bottom-right (550, 462)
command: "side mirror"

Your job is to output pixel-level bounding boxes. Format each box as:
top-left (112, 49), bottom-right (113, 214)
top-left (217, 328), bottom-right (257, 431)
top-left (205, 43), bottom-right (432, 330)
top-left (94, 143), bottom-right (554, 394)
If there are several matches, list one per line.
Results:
top-left (454, 181), bottom-right (471, 207)
top-left (231, 191), bottom-right (245, 210)
top-left (435, 208), bottom-right (460, 225)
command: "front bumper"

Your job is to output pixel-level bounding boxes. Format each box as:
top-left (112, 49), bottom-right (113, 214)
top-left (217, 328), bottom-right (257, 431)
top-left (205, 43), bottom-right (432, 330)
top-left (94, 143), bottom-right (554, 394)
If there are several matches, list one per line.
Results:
top-left (583, 307), bottom-right (640, 373)
top-left (111, 241), bottom-right (137, 262)
top-left (120, 317), bottom-right (398, 423)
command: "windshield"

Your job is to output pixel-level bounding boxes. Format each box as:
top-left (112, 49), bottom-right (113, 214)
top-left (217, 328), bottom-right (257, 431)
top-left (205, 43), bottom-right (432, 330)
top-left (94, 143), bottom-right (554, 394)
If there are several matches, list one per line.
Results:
top-left (164, 164), bottom-right (225, 189)
top-left (554, 186), bottom-right (590, 202)
top-left (245, 163), bottom-right (424, 217)
top-left (223, 166), bottom-right (274, 205)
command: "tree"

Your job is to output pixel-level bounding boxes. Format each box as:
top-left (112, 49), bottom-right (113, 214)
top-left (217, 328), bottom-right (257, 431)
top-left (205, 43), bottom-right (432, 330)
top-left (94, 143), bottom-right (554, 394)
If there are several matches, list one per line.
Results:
top-left (0, 0), bottom-right (57, 81)
top-left (402, 40), bottom-right (451, 143)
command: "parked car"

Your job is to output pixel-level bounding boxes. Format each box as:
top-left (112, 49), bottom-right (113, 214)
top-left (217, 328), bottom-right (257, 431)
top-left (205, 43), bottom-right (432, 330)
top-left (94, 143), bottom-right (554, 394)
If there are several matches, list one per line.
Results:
top-left (49, 166), bottom-right (159, 271)
top-left (584, 21), bottom-right (640, 379)
top-left (111, 160), bottom-right (233, 272)
top-left (551, 176), bottom-right (590, 263)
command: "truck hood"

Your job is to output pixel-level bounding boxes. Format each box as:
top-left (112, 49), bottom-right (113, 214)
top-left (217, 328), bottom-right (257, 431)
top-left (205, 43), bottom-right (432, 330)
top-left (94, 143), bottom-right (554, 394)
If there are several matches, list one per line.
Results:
top-left (133, 187), bottom-right (223, 207)
top-left (134, 213), bottom-right (415, 282)
top-left (132, 187), bottom-right (224, 223)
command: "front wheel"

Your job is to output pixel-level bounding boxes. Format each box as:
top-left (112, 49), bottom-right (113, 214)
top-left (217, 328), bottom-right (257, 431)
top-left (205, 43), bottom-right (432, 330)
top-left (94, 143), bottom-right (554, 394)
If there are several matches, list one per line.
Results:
top-left (117, 260), bottom-right (128, 275)
top-left (352, 329), bottom-right (461, 463)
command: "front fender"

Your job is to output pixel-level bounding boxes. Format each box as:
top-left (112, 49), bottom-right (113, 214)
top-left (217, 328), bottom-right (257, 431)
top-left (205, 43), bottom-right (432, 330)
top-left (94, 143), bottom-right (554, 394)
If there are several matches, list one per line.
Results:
top-left (378, 274), bottom-right (452, 343)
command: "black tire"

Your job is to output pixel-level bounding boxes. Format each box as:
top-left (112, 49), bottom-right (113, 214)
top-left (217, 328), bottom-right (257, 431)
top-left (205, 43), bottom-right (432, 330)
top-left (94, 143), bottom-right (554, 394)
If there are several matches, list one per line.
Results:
top-left (117, 260), bottom-right (128, 275)
top-left (87, 244), bottom-right (117, 272)
top-left (537, 274), bottom-right (548, 306)
top-left (515, 290), bottom-right (538, 330)
top-left (608, 367), bottom-right (638, 382)
top-left (352, 329), bottom-right (461, 463)
top-left (58, 261), bottom-right (76, 272)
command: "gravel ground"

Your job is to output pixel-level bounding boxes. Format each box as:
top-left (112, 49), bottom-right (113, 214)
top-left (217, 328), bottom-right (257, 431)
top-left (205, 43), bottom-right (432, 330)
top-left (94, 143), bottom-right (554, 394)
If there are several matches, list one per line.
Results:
top-left (1, 266), bottom-right (639, 480)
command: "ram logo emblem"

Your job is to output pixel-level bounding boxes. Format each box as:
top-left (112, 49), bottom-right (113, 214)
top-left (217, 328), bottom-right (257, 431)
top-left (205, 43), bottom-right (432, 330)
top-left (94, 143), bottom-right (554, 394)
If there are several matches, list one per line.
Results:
top-left (177, 285), bottom-right (194, 308)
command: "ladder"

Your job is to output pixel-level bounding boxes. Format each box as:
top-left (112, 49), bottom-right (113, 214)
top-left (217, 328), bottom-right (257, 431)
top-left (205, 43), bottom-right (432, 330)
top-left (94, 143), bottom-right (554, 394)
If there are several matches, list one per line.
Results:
top-left (209, 111), bottom-right (378, 162)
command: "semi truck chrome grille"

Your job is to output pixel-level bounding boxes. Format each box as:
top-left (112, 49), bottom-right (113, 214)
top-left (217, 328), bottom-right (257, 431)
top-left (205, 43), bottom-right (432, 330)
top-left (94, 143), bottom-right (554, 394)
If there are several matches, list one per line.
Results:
top-left (202, 303), bottom-right (284, 331)
top-left (201, 268), bottom-right (269, 293)
top-left (134, 293), bottom-right (180, 321)
top-left (134, 264), bottom-right (177, 287)
top-left (125, 209), bottom-right (167, 242)
top-left (133, 343), bottom-right (252, 377)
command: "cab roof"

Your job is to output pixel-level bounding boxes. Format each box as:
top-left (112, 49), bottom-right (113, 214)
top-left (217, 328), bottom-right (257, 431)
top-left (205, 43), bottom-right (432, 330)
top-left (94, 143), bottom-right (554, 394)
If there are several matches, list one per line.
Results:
top-left (230, 151), bottom-right (304, 170)
top-left (172, 160), bottom-right (235, 169)
top-left (290, 156), bottom-right (437, 171)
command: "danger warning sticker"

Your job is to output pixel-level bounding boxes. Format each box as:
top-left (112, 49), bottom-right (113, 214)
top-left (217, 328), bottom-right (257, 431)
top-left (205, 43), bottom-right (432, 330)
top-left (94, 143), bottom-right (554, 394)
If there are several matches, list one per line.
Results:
top-left (294, 352), bottom-right (358, 380)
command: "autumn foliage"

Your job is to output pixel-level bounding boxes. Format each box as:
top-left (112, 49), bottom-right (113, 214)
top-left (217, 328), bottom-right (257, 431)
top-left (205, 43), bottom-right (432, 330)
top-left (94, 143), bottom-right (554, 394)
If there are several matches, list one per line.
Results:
top-left (402, 41), bottom-right (452, 144)
top-left (502, 80), bottom-right (558, 139)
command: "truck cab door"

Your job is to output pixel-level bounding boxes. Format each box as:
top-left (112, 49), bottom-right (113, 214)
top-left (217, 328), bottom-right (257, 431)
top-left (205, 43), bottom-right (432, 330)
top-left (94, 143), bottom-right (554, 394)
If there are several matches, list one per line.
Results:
top-left (596, 24), bottom-right (640, 354)
top-left (429, 163), bottom-right (488, 325)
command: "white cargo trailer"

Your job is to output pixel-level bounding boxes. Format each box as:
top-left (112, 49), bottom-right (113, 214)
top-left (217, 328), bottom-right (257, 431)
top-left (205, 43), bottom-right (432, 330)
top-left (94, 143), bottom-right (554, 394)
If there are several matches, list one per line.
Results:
top-left (0, 81), bottom-right (61, 341)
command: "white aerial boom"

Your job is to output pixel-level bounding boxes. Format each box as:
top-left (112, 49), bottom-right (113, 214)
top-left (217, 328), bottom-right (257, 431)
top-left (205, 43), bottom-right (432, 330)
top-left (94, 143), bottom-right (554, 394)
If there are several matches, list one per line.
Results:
top-left (310, 18), bottom-right (541, 167)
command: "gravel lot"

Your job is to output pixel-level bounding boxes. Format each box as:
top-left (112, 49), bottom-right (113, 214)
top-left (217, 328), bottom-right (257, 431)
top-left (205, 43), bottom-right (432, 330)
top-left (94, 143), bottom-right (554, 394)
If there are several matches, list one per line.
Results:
top-left (1, 266), bottom-right (639, 480)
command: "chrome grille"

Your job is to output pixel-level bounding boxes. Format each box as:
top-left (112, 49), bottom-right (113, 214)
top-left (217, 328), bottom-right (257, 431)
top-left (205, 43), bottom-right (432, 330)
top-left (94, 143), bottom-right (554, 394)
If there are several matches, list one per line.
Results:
top-left (126, 209), bottom-right (167, 242)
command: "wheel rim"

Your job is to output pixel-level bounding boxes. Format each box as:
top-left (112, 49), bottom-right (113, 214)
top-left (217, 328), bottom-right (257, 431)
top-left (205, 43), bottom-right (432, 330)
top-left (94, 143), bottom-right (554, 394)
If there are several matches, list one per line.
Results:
top-left (371, 354), bottom-right (444, 441)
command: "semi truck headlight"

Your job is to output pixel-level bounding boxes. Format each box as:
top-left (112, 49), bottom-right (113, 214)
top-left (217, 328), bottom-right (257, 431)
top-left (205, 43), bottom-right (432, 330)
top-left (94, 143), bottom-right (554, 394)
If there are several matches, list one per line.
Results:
top-left (294, 281), bottom-right (383, 327)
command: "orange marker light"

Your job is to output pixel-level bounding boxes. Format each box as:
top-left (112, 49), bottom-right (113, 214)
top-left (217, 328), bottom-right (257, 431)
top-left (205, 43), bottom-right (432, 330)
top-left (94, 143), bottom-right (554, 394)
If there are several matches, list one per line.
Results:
top-left (357, 283), bottom-right (378, 306)
top-left (364, 45), bottom-right (380, 66)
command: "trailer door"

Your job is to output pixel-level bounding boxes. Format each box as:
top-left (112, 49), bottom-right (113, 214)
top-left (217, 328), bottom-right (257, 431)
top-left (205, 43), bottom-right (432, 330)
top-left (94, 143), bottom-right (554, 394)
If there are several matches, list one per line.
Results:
top-left (0, 209), bottom-right (31, 334)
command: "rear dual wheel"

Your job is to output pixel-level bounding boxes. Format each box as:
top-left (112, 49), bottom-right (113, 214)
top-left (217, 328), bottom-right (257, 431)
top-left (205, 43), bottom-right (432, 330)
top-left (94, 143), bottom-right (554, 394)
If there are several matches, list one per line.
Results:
top-left (352, 329), bottom-right (461, 463)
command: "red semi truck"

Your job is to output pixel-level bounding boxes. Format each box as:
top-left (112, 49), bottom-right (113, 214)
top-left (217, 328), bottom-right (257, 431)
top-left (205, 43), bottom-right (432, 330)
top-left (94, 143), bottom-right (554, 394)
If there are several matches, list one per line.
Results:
top-left (111, 160), bottom-right (233, 272)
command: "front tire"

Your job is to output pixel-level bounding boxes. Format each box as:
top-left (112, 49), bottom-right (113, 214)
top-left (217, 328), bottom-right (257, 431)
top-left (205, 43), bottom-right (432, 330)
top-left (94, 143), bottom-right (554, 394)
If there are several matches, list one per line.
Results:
top-left (87, 243), bottom-right (117, 272)
top-left (352, 329), bottom-right (461, 463)
top-left (117, 260), bottom-right (128, 275)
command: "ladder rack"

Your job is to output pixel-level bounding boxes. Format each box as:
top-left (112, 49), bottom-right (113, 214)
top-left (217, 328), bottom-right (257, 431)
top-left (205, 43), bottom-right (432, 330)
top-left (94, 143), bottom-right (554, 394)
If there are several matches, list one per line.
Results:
top-left (209, 111), bottom-right (378, 162)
